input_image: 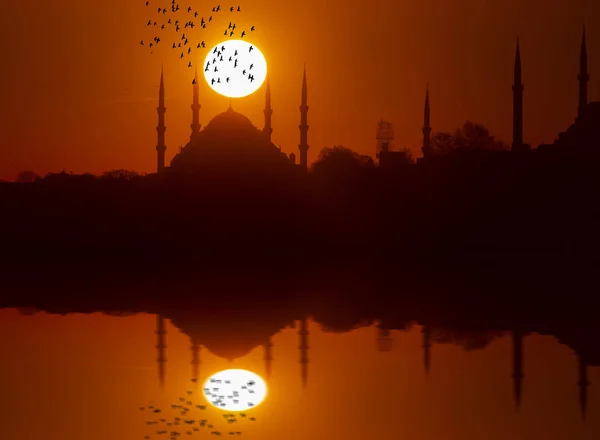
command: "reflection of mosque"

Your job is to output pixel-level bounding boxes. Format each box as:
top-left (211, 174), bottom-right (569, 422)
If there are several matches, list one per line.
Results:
top-left (153, 315), bottom-right (591, 419)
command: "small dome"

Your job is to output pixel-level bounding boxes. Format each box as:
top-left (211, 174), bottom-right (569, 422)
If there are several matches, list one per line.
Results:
top-left (203, 107), bottom-right (256, 133)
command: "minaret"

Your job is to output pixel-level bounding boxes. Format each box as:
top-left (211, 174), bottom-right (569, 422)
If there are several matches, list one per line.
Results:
top-left (422, 324), bottom-right (431, 375)
top-left (298, 65), bottom-right (309, 171)
top-left (190, 67), bottom-right (201, 140)
top-left (512, 39), bottom-right (524, 152)
top-left (512, 330), bottom-right (524, 409)
top-left (577, 26), bottom-right (589, 120)
top-left (577, 355), bottom-right (590, 421)
top-left (263, 337), bottom-right (273, 381)
top-left (191, 339), bottom-right (201, 386)
top-left (156, 314), bottom-right (167, 387)
top-left (298, 317), bottom-right (309, 388)
top-left (421, 84), bottom-right (432, 159)
top-left (263, 76), bottom-right (273, 142)
top-left (156, 66), bottom-right (167, 173)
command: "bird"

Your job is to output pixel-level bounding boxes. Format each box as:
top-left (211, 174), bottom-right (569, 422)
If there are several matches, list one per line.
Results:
top-left (211, 78), bottom-right (216, 85)
top-left (217, 78), bottom-right (221, 83)
top-left (240, 30), bottom-right (245, 38)
top-left (248, 45), bottom-right (253, 52)
top-left (221, 45), bottom-right (225, 51)
top-left (145, 1), bottom-right (149, 5)
top-left (209, 16), bottom-right (213, 21)
top-left (237, 6), bottom-right (241, 11)
top-left (232, 24), bottom-right (236, 30)
top-left (229, 6), bottom-right (234, 11)
top-left (228, 22), bottom-right (232, 29)
top-left (224, 29), bottom-right (228, 35)
top-left (188, 61), bottom-right (192, 67)
top-left (192, 78), bottom-right (196, 85)
top-left (229, 31), bottom-right (234, 37)
top-left (188, 6), bottom-right (191, 12)
top-left (229, 56), bottom-right (232, 61)
top-left (226, 77), bottom-right (230, 82)
top-left (248, 74), bottom-right (254, 82)
top-left (213, 47), bottom-right (218, 54)
top-left (251, 26), bottom-right (255, 31)
top-left (140, 40), bottom-right (144, 45)
top-left (214, 66), bottom-right (218, 72)
top-left (205, 65), bottom-right (210, 72)
top-left (234, 49), bottom-right (238, 56)
top-left (249, 63), bottom-right (253, 69)
top-left (234, 59), bottom-right (238, 68)
top-left (242, 69), bottom-right (246, 75)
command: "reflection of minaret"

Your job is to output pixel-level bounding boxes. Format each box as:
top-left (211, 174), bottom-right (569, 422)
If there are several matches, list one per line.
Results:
top-left (156, 65), bottom-right (167, 173)
top-left (512, 39), bottom-right (525, 152)
top-left (191, 339), bottom-right (201, 386)
top-left (190, 67), bottom-right (201, 140)
top-left (577, 26), bottom-right (589, 120)
top-left (156, 314), bottom-right (167, 387)
top-left (263, 76), bottom-right (273, 142)
top-left (298, 317), bottom-right (309, 388)
top-left (577, 355), bottom-right (589, 421)
top-left (298, 65), bottom-right (309, 172)
top-left (376, 322), bottom-right (392, 352)
top-left (263, 337), bottom-right (273, 381)
top-left (511, 330), bottom-right (524, 409)
top-left (421, 84), bottom-right (432, 159)
top-left (422, 325), bottom-right (431, 375)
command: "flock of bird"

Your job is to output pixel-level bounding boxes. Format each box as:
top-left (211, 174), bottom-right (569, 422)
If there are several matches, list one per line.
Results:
top-left (203, 43), bottom-right (259, 88)
top-left (139, 379), bottom-right (258, 440)
top-left (140, 1), bottom-right (258, 83)
top-left (204, 376), bottom-right (259, 408)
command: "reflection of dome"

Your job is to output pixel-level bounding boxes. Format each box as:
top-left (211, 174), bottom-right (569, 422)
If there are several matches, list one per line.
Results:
top-left (169, 107), bottom-right (290, 172)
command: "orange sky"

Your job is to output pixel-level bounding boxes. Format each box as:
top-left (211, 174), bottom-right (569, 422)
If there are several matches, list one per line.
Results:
top-left (1, 0), bottom-right (599, 180)
top-left (0, 308), bottom-right (598, 440)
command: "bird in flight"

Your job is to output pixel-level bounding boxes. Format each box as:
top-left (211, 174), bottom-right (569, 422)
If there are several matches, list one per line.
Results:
top-left (251, 26), bottom-right (255, 31)
top-left (240, 30), bottom-right (245, 38)
top-left (249, 45), bottom-right (254, 52)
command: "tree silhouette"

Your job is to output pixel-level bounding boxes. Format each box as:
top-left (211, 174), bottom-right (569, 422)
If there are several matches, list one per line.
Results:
top-left (100, 169), bottom-right (142, 180)
top-left (15, 170), bottom-right (40, 183)
top-left (311, 145), bottom-right (374, 178)
top-left (430, 121), bottom-right (508, 157)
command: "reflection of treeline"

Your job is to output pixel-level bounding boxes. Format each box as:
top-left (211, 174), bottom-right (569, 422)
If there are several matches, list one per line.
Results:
top-left (3, 131), bottom-right (600, 276)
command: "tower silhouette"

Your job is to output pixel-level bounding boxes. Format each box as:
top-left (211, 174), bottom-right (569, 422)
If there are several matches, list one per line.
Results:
top-left (511, 39), bottom-right (526, 152)
top-left (376, 322), bottom-right (393, 352)
top-left (421, 84), bottom-right (432, 159)
top-left (577, 355), bottom-right (590, 421)
top-left (263, 76), bottom-right (273, 142)
top-left (511, 330), bottom-right (524, 409)
top-left (191, 339), bottom-right (201, 386)
top-left (578, 26), bottom-right (589, 120)
top-left (298, 65), bottom-right (309, 171)
top-left (422, 324), bottom-right (431, 375)
top-left (157, 66), bottom-right (167, 172)
top-left (191, 67), bottom-right (202, 140)
top-left (263, 337), bottom-right (273, 380)
top-left (298, 317), bottom-right (309, 388)
top-left (156, 314), bottom-right (167, 387)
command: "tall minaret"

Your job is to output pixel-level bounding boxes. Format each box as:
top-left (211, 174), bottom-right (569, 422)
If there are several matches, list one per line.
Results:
top-left (156, 314), bottom-right (167, 387)
top-left (298, 317), bottom-right (309, 388)
top-left (298, 65), bottom-right (309, 171)
top-left (421, 84), bottom-right (432, 159)
top-left (422, 324), bottom-right (431, 375)
top-left (578, 26), bottom-right (589, 120)
top-left (263, 76), bottom-right (273, 142)
top-left (263, 337), bottom-right (273, 381)
top-left (512, 39), bottom-right (524, 152)
top-left (191, 339), bottom-right (201, 386)
top-left (512, 330), bottom-right (524, 409)
top-left (577, 355), bottom-right (590, 421)
top-left (157, 66), bottom-right (167, 173)
top-left (191, 67), bottom-right (201, 140)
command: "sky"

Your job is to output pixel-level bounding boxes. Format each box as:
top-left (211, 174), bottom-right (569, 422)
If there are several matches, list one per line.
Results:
top-left (0, 308), bottom-right (599, 440)
top-left (1, 0), bottom-right (599, 180)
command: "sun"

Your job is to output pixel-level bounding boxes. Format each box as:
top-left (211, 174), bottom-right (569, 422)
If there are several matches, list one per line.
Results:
top-left (202, 369), bottom-right (268, 411)
top-left (203, 40), bottom-right (267, 98)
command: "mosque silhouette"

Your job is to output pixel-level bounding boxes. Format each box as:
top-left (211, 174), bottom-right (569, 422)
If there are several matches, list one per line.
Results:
top-left (153, 315), bottom-right (591, 419)
top-left (153, 28), bottom-right (597, 172)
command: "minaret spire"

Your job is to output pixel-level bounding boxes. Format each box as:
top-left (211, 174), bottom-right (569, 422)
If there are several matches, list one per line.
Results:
top-left (298, 65), bottom-right (309, 171)
top-left (577, 355), bottom-right (589, 421)
top-left (191, 339), bottom-right (201, 386)
top-left (263, 76), bottom-right (273, 142)
top-left (512, 38), bottom-right (525, 152)
top-left (263, 337), bottom-right (273, 381)
top-left (422, 324), bottom-right (431, 375)
top-left (156, 314), bottom-right (167, 388)
top-left (298, 317), bottom-right (309, 388)
top-left (190, 66), bottom-right (201, 140)
top-left (156, 66), bottom-right (167, 172)
top-left (421, 84), bottom-right (432, 159)
top-left (512, 330), bottom-right (524, 409)
top-left (578, 25), bottom-right (589, 119)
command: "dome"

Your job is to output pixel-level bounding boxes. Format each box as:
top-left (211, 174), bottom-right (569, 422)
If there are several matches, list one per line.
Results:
top-left (169, 107), bottom-right (291, 172)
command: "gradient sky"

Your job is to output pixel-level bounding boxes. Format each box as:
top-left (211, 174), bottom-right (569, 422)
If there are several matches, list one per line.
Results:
top-left (0, 308), bottom-right (598, 440)
top-left (1, 0), bottom-right (599, 180)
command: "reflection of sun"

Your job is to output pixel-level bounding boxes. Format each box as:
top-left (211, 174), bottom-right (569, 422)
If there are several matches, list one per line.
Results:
top-left (202, 369), bottom-right (268, 411)
top-left (203, 40), bottom-right (267, 98)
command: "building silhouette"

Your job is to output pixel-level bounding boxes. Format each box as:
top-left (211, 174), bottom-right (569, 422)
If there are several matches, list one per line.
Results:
top-left (155, 68), bottom-right (309, 173)
top-left (375, 120), bottom-right (395, 160)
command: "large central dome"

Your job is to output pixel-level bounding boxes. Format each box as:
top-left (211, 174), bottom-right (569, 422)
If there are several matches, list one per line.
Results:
top-left (169, 107), bottom-right (290, 172)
